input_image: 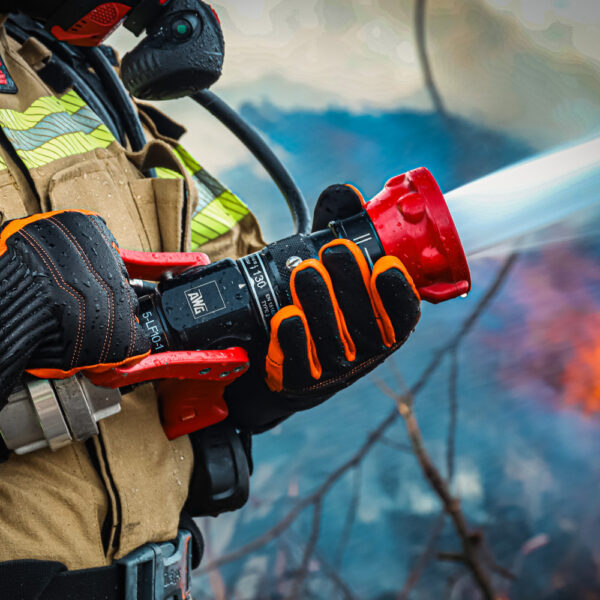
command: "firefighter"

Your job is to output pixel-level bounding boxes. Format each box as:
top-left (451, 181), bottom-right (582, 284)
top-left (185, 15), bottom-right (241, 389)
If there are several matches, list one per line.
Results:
top-left (0, 2), bottom-right (421, 598)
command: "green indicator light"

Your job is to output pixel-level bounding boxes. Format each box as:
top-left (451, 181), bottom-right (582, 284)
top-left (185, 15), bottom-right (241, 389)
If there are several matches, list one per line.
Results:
top-left (177, 23), bottom-right (188, 35)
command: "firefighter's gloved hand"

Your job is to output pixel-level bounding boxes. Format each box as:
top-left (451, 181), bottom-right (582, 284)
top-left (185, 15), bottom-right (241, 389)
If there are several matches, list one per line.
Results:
top-left (225, 184), bottom-right (420, 433)
top-left (265, 239), bottom-right (420, 394)
top-left (0, 210), bottom-right (150, 408)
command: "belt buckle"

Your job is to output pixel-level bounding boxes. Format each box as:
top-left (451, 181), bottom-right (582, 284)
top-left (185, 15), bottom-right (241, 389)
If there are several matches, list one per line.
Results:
top-left (119, 530), bottom-right (193, 600)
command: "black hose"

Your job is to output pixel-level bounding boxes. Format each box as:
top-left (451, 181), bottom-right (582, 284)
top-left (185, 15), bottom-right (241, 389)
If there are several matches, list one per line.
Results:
top-left (82, 47), bottom-right (149, 152)
top-left (193, 90), bottom-right (311, 235)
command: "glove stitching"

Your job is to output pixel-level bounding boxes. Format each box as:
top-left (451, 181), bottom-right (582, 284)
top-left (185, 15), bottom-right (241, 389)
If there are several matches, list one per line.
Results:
top-left (18, 229), bottom-right (86, 368)
top-left (293, 317), bottom-right (417, 397)
top-left (49, 217), bottom-right (115, 364)
top-left (284, 340), bottom-right (405, 397)
top-left (87, 216), bottom-right (137, 358)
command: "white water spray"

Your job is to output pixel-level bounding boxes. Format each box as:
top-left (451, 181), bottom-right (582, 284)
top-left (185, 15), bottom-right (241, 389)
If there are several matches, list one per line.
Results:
top-left (444, 137), bottom-right (600, 256)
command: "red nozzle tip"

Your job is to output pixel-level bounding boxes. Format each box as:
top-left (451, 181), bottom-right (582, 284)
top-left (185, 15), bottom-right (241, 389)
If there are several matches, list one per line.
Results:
top-left (365, 168), bottom-right (471, 304)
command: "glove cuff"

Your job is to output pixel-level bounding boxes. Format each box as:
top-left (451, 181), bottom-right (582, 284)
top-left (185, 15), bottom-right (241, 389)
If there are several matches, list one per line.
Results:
top-left (0, 249), bottom-right (54, 408)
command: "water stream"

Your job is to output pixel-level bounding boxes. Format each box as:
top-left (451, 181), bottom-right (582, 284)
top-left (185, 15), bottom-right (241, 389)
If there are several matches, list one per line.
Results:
top-left (444, 136), bottom-right (600, 257)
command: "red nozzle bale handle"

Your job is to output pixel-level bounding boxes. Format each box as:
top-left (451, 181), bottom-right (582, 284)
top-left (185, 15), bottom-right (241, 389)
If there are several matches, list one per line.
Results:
top-left (365, 168), bottom-right (471, 304)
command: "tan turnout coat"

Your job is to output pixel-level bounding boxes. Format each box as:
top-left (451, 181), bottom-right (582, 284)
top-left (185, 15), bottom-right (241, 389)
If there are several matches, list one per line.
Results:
top-left (0, 19), bottom-right (264, 569)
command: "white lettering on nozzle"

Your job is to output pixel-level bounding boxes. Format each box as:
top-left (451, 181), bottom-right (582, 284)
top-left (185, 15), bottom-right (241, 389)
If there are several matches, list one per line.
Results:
top-left (186, 290), bottom-right (208, 316)
top-left (185, 281), bottom-right (226, 319)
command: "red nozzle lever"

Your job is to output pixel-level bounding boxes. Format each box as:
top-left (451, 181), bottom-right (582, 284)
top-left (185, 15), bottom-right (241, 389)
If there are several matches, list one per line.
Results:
top-left (364, 168), bottom-right (471, 304)
top-left (119, 248), bottom-right (210, 281)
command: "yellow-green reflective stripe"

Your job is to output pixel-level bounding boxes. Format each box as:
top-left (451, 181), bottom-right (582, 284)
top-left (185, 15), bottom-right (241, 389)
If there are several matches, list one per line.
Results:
top-left (0, 91), bottom-right (115, 169)
top-left (0, 155), bottom-right (6, 171)
top-left (15, 126), bottom-right (114, 169)
top-left (58, 90), bottom-right (87, 113)
top-left (174, 144), bottom-right (202, 176)
top-left (0, 95), bottom-right (72, 130)
top-left (191, 190), bottom-right (249, 249)
top-left (155, 167), bottom-right (184, 179)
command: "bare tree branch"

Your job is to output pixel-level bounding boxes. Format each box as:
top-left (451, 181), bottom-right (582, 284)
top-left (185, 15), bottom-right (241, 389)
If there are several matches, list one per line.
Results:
top-left (290, 500), bottom-right (323, 600)
top-left (283, 530), bottom-right (360, 600)
top-left (447, 349), bottom-right (459, 483)
top-left (397, 511), bottom-right (446, 600)
top-left (438, 551), bottom-right (468, 564)
top-left (201, 518), bottom-right (228, 600)
top-left (198, 408), bottom-right (398, 574)
top-left (395, 397), bottom-right (496, 600)
top-left (335, 465), bottom-right (362, 568)
top-left (379, 436), bottom-right (413, 453)
top-left (410, 252), bottom-right (520, 403)
top-left (396, 342), bottom-right (462, 598)
top-left (414, 0), bottom-right (447, 117)
top-left (479, 537), bottom-right (516, 581)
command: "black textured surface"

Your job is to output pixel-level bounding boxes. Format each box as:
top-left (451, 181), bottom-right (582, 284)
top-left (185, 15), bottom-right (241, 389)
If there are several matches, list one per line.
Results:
top-left (374, 266), bottom-right (421, 345)
top-left (321, 242), bottom-right (383, 357)
top-left (312, 184), bottom-right (363, 232)
top-left (0, 212), bottom-right (149, 400)
top-left (0, 559), bottom-right (66, 600)
top-left (0, 0), bottom-right (63, 21)
top-left (185, 421), bottom-right (250, 517)
top-left (121, 0), bottom-right (224, 100)
top-left (265, 233), bottom-right (316, 293)
top-left (0, 248), bottom-right (54, 410)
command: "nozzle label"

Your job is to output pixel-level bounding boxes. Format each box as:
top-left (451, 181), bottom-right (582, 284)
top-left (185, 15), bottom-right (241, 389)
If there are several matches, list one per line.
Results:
top-left (141, 311), bottom-right (168, 353)
top-left (185, 281), bottom-right (226, 319)
top-left (239, 252), bottom-right (280, 332)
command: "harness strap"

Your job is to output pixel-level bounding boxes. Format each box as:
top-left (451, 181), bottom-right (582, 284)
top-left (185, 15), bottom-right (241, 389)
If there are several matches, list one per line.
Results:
top-left (41, 563), bottom-right (122, 600)
top-left (0, 529), bottom-right (195, 600)
top-left (0, 559), bottom-right (66, 600)
top-left (0, 559), bottom-right (127, 600)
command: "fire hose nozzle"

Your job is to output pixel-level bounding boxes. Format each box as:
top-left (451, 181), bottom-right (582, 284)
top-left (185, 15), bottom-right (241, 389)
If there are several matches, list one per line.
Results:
top-left (365, 168), bottom-right (471, 303)
top-left (0, 375), bottom-right (122, 455)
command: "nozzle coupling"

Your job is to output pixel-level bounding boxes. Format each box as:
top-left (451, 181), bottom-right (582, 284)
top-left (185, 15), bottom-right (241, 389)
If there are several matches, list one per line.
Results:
top-left (365, 168), bottom-right (471, 303)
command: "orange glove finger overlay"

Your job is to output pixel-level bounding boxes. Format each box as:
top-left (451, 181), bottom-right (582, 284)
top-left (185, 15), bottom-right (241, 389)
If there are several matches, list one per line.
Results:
top-left (290, 259), bottom-right (356, 370)
top-left (319, 238), bottom-right (390, 353)
top-left (266, 305), bottom-right (321, 392)
top-left (370, 255), bottom-right (421, 347)
top-left (0, 209), bottom-right (100, 257)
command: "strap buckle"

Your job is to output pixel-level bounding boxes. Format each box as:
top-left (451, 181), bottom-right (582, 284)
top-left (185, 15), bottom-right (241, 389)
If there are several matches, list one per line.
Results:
top-left (119, 530), bottom-right (192, 600)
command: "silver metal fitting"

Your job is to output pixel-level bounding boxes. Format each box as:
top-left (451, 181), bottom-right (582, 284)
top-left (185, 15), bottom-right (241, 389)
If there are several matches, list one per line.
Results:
top-left (0, 375), bottom-right (122, 455)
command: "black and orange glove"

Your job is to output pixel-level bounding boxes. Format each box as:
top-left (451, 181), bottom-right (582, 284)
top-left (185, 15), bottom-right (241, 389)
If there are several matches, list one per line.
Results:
top-left (0, 210), bottom-right (150, 408)
top-left (264, 238), bottom-right (420, 396)
top-left (225, 185), bottom-right (421, 433)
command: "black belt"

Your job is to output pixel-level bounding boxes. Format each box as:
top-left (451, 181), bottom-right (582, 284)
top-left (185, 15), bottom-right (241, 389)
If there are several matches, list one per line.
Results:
top-left (0, 530), bottom-right (193, 600)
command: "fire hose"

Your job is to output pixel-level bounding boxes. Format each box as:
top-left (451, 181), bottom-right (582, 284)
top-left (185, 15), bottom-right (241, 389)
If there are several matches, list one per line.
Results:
top-left (0, 167), bottom-right (471, 454)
